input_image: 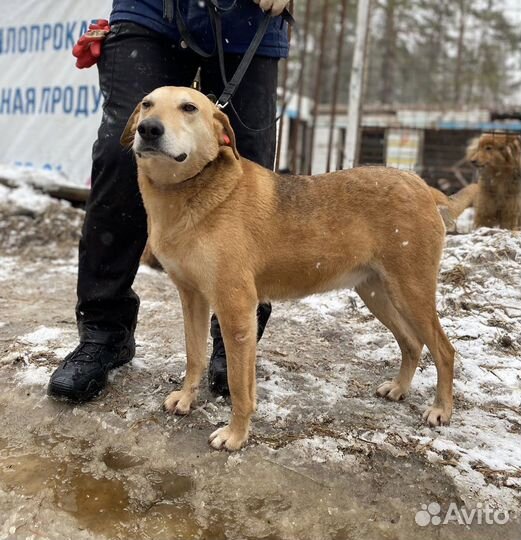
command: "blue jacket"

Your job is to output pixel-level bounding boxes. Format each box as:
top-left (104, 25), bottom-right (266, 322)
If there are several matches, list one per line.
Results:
top-left (110, 0), bottom-right (289, 58)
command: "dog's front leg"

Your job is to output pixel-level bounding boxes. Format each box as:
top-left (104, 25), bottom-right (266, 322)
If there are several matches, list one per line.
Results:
top-left (164, 287), bottom-right (209, 415)
top-left (209, 293), bottom-right (258, 451)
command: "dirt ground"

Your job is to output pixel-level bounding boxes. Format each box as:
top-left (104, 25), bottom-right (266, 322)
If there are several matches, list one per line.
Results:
top-left (0, 179), bottom-right (520, 539)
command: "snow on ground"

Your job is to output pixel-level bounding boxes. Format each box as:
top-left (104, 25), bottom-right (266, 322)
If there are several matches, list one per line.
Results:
top-left (270, 227), bottom-right (521, 508)
top-left (0, 164), bottom-right (83, 257)
top-left (20, 326), bottom-right (64, 346)
top-left (0, 181), bottom-right (53, 214)
top-left (456, 207), bottom-right (475, 234)
top-left (0, 169), bottom-right (520, 538)
top-left (0, 163), bottom-right (74, 191)
top-left (0, 163), bottom-right (73, 215)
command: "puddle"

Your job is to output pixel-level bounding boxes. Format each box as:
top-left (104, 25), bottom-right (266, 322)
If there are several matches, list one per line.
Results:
top-left (1, 453), bottom-right (131, 535)
top-left (32, 430), bottom-right (93, 453)
top-left (102, 448), bottom-right (144, 471)
top-left (0, 449), bottom-right (206, 539)
top-left (1, 453), bottom-right (55, 497)
top-left (146, 469), bottom-right (194, 500)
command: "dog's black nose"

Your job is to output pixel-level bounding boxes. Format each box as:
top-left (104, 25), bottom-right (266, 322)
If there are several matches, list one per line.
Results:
top-left (137, 118), bottom-right (164, 141)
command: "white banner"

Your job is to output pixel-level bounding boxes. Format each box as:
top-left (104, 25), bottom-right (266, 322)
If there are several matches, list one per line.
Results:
top-left (0, 0), bottom-right (110, 186)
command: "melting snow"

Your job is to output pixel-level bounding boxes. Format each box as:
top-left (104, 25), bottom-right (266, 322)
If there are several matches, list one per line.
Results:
top-left (270, 227), bottom-right (521, 508)
top-left (1, 164), bottom-right (520, 510)
top-left (17, 364), bottom-right (53, 386)
top-left (20, 327), bottom-right (63, 346)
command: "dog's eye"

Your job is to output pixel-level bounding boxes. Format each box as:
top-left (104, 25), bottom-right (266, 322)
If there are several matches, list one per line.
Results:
top-left (142, 100), bottom-right (152, 110)
top-left (485, 146), bottom-right (492, 151)
top-left (181, 103), bottom-right (198, 113)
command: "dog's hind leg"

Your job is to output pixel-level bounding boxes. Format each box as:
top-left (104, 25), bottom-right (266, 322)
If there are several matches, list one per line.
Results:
top-left (356, 275), bottom-right (423, 402)
top-left (209, 287), bottom-right (258, 451)
top-left (384, 275), bottom-right (455, 426)
top-left (164, 287), bottom-right (209, 415)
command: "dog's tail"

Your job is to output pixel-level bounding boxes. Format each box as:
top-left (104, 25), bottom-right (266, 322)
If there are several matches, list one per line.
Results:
top-left (429, 184), bottom-right (479, 232)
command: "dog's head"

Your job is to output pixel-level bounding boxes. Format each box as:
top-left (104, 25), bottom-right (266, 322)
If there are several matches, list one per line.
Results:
top-left (467, 133), bottom-right (521, 171)
top-left (121, 86), bottom-right (239, 185)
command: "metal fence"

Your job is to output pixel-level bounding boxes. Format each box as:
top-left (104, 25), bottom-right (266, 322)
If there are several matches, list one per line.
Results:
top-left (275, 0), bottom-right (521, 193)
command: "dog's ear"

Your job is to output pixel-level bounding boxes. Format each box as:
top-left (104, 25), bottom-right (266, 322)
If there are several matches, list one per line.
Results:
top-left (509, 136), bottom-right (521, 162)
top-left (500, 136), bottom-right (520, 163)
top-left (120, 103), bottom-right (142, 148)
top-left (213, 110), bottom-right (239, 160)
top-left (503, 139), bottom-right (514, 161)
top-left (466, 136), bottom-right (480, 162)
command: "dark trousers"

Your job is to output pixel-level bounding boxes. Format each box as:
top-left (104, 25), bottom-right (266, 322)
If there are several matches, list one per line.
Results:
top-left (76, 22), bottom-right (277, 341)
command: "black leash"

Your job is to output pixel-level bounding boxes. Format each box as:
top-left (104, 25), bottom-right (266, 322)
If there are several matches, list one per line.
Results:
top-left (169, 0), bottom-right (295, 131)
top-left (211, 7), bottom-right (273, 108)
top-left (174, 0), bottom-right (215, 58)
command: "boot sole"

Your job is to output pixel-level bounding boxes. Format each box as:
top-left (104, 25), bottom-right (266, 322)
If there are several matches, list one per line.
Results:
top-left (48, 377), bottom-right (105, 403)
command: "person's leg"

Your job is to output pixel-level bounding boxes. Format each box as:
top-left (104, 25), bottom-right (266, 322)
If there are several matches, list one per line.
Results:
top-left (202, 54), bottom-right (279, 394)
top-left (49, 23), bottom-right (197, 401)
top-left (77, 24), bottom-right (197, 339)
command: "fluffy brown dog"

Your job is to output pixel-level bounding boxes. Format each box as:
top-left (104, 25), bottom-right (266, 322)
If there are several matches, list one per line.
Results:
top-left (467, 133), bottom-right (521, 229)
top-left (121, 87), bottom-right (455, 451)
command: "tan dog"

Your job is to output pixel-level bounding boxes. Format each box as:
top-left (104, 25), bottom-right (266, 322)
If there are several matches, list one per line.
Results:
top-left (467, 133), bottom-right (521, 230)
top-left (121, 86), bottom-right (455, 451)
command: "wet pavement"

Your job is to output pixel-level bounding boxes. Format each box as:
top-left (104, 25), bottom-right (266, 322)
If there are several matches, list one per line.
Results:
top-left (0, 200), bottom-right (520, 539)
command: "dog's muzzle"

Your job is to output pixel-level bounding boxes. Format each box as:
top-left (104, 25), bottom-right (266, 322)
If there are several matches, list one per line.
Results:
top-left (137, 118), bottom-right (164, 142)
top-left (135, 118), bottom-right (187, 162)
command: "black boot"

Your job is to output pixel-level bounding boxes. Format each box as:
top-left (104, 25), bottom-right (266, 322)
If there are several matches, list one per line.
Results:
top-left (47, 328), bottom-right (135, 402)
top-left (208, 303), bottom-right (272, 396)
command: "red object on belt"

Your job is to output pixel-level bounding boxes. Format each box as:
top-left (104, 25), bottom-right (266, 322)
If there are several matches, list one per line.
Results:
top-left (72, 19), bottom-right (111, 69)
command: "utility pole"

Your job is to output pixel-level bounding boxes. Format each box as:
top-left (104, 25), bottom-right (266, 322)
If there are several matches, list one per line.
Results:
top-left (345, 0), bottom-right (371, 169)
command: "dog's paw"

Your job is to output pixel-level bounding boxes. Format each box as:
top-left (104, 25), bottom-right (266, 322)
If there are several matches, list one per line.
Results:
top-left (163, 390), bottom-right (193, 415)
top-left (376, 380), bottom-right (407, 401)
top-left (422, 405), bottom-right (451, 427)
top-left (208, 425), bottom-right (248, 451)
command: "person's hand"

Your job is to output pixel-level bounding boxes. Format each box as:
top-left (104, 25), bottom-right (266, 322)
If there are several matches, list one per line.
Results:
top-left (252, 0), bottom-right (290, 16)
top-left (72, 19), bottom-right (111, 69)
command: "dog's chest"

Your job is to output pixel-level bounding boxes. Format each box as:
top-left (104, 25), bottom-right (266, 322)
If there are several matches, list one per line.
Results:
top-left (157, 250), bottom-right (202, 288)
top-left (150, 230), bottom-right (212, 288)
